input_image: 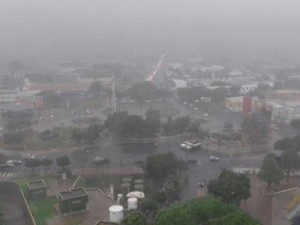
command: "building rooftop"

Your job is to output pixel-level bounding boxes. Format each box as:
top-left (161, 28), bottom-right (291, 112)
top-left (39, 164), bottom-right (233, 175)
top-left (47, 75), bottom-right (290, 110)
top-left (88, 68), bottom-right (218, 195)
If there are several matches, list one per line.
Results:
top-left (27, 179), bottom-right (46, 190)
top-left (59, 188), bottom-right (87, 200)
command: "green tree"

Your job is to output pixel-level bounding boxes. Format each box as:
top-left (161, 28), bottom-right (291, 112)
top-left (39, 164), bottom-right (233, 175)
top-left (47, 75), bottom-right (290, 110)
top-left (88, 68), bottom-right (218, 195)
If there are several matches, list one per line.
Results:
top-left (223, 121), bottom-right (234, 134)
top-left (241, 115), bottom-right (269, 146)
top-left (41, 158), bottom-right (53, 177)
top-left (211, 81), bottom-right (227, 86)
top-left (83, 123), bottom-right (102, 144)
top-left (122, 211), bottom-right (147, 225)
top-left (120, 115), bottom-right (147, 138)
top-left (25, 158), bottom-right (41, 173)
top-left (196, 128), bottom-right (210, 142)
top-left (274, 137), bottom-right (295, 151)
top-left (145, 152), bottom-right (187, 183)
top-left (229, 85), bottom-right (241, 97)
top-left (207, 211), bottom-right (261, 225)
top-left (280, 149), bottom-right (300, 183)
top-left (144, 109), bottom-right (161, 136)
top-left (154, 198), bottom-right (260, 225)
top-left (211, 87), bottom-right (229, 103)
top-left (154, 203), bottom-right (192, 225)
top-left (290, 119), bottom-right (300, 135)
top-left (104, 111), bottom-right (128, 133)
top-left (212, 132), bottom-right (226, 153)
top-left (56, 156), bottom-right (70, 170)
top-left (126, 82), bottom-right (160, 116)
top-left (258, 153), bottom-right (284, 189)
top-left (87, 81), bottom-right (103, 97)
top-left (207, 170), bottom-right (251, 205)
top-left (0, 208), bottom-right (5, 225)
top-left (187, 123), bottom-right (199, 138)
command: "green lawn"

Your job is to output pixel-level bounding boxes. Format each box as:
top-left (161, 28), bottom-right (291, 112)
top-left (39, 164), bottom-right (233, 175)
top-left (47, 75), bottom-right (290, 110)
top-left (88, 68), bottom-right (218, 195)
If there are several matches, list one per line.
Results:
top-left (29, 196), bottom-right (58, 225)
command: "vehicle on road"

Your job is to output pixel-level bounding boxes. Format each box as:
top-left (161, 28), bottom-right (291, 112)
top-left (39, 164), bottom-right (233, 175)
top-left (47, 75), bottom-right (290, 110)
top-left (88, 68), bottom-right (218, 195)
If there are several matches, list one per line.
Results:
top-left (198, 179), bottom-right (205, 187)
top-left (271, 123), bottom-right (279, 130)
top-left (209, 156), bottom-right (220, 162)
top-left (181, 140), bottom-right (201, 151)
top-left (187, 159), bottom-right (201, 165)
top-left (0, 161), bottom-right (14, 169)
top-left (22, 154), bottom-right (35, 160)
top-left (6, 159), bottom-right (22, 165)
top-left (202, 113), bottom-right (209, 118)
top-left (86, 109), bottom-right (92, 114)
top-left (93, 156), bottom-right (104, 164)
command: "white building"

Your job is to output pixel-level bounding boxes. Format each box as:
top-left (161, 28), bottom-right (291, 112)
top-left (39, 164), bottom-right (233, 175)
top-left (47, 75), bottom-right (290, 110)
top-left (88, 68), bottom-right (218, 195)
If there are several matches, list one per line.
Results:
top-left (239, 83), bottom-right (258, 94)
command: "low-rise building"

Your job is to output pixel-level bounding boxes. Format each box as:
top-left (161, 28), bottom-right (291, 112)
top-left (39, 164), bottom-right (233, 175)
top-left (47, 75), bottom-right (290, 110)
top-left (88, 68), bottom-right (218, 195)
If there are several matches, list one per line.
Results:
top-left (58, 188), bottom-right (88, 214)
top-left (27, 179), bottom-right (47, 200)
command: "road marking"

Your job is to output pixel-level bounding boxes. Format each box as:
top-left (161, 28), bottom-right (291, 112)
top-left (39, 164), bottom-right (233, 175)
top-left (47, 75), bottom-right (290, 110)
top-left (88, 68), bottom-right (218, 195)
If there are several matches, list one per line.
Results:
top-left (0, 172), bottom-right (14, 177)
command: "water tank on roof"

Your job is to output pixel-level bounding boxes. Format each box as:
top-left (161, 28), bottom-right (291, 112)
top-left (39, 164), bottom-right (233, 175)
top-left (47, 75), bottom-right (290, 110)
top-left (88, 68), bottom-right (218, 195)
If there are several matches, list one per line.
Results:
top-left (128, 197), bottom-right (138, 210)
top-left (109, 205), bottom-right (123, 224)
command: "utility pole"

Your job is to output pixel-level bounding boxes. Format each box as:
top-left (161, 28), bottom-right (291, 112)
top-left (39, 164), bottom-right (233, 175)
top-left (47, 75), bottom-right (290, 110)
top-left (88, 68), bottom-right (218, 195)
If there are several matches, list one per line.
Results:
top-left (111, 74), bottom-right (116, 113)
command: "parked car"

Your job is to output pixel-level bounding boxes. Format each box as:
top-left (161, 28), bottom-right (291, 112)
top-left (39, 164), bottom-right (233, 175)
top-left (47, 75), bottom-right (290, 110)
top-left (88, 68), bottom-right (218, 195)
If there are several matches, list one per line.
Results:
top-left (209, 156), bottom-right (220, 162)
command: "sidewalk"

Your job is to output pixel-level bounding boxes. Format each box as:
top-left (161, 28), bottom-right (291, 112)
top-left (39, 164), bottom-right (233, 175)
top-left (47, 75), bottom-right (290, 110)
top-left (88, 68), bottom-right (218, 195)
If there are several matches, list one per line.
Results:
top-left (205, 140), bottom-right (271, 156)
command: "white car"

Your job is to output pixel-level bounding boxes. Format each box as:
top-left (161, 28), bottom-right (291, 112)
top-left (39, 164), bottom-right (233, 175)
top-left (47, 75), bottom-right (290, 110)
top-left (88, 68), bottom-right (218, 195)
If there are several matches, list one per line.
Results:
top-left (5, 161), bottom-right (15, 167)
top-left (181, 140), bottom-right (201, 151)
top-left (6, 159), bottom-right (22, 165)
top-left (94, 156), bottom-right (104, 164)
top-left (22, 154), bottom-right (35, 160)
top-left (209, 156), bottom-right (220, 162)
top-left (181, 142), bottom-right (193, 151)
top-left (271, 124), bottom-right (279, 130)
top-left (202, 113), bottom-right (209, 117)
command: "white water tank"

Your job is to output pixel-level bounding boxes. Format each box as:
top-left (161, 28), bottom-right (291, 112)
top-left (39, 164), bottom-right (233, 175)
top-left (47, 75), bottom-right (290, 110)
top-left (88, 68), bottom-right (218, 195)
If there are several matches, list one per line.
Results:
top-left (109, 205), bottom-right (124, 224)
top-left (128, 197), bottom-right (138, 210)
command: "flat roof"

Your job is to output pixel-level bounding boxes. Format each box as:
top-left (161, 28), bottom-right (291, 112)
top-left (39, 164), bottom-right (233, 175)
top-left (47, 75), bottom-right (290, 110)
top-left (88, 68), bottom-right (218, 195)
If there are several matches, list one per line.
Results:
top-left (27, 180), bottom-right (46, 189)
top-left (59, 188), bottom-right (87, 200)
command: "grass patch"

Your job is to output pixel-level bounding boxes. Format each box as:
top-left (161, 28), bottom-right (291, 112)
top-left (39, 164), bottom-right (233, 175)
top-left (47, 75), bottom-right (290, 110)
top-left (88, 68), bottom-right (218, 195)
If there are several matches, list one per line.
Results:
top-left (0, 127), bottom-right (78, 151)
top-left (29, 196), bottom-right (58, 225)
top-left (12, 176), bottom-right (57, 193)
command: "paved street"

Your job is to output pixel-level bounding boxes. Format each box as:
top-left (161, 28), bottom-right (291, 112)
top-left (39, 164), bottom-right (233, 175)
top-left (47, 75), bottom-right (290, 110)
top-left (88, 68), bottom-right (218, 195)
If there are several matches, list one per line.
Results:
top-left (0, 140), bottom-right (264, 201)
top-left (0, 96), bottom-right (294, 202)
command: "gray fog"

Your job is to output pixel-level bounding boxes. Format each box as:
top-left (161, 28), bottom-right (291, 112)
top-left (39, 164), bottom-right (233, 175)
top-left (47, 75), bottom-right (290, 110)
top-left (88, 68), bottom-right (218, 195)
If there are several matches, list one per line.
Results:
top-left (1, 0), bottom-right (300, 62)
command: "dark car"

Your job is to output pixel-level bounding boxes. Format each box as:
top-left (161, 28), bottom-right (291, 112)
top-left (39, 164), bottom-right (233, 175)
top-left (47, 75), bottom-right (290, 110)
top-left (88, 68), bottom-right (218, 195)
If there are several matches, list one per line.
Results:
top-left (187, 159), bottom-right (201, 164)
top-left (209, 156), bottom-right (220, 162)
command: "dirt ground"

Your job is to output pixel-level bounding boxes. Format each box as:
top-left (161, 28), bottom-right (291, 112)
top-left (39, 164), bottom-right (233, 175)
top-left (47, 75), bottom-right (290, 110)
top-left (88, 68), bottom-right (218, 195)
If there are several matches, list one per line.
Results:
top-left (240, 176), bottom-right (300, 225)
top-left (240, 176), bottom-right (272, 225)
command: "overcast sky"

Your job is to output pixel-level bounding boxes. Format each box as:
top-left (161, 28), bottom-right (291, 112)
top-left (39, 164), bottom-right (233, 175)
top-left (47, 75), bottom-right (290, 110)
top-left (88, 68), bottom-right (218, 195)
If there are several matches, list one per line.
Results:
top-left (1, 0), bottom-right (300, 62)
